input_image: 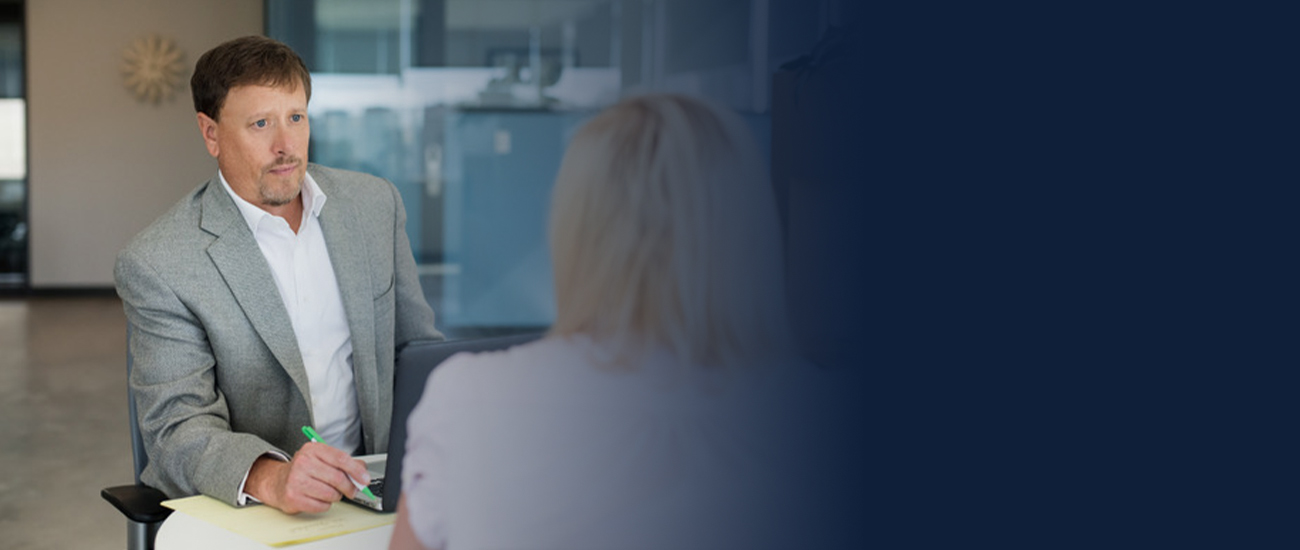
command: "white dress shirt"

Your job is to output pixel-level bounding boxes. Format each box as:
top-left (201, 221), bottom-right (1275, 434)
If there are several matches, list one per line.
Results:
top-left (219, 171), bottom-right (361, 501)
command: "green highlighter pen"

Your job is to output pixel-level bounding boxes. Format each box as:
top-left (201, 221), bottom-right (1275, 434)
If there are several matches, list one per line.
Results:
top-left (301, 425), bottom-right (378, 500)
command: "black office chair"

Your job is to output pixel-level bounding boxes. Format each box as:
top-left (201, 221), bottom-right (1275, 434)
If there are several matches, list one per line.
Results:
top-left (100, 327), bottom-right (171, 550)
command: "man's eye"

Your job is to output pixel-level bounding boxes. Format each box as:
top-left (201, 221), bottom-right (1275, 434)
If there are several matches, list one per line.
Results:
top-left (254, 119), bottom-right (267, 128)
top-left (291, 114), bottom-right (303, 123)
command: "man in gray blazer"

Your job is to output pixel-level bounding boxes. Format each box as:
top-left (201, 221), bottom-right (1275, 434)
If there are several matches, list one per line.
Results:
top-left (115, 36), bottom-right (442, 514)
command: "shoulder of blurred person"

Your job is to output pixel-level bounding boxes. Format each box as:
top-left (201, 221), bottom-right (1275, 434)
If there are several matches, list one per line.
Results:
top-left (397, 92), bottom-right (855, 548)
top-left (403, 334), bottom-right (845, 548)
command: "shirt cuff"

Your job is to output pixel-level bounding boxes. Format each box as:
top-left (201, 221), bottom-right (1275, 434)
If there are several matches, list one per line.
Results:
top-left (236, 451), bottom-right (291, 506)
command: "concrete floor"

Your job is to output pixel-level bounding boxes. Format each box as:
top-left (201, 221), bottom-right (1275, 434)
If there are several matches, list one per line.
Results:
top-left (0, 296), bottom-right (132, 550)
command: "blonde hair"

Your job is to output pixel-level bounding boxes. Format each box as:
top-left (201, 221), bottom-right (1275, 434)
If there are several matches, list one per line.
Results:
top-left (548, 94), bottom-right (793, 367)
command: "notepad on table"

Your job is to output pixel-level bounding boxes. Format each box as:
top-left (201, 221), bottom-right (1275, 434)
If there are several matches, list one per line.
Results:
top-left (162, 494), bottom-right (395, 547)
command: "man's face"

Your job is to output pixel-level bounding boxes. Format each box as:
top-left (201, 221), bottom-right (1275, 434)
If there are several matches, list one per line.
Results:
top-left (197, 83), bottom-right (309, 209)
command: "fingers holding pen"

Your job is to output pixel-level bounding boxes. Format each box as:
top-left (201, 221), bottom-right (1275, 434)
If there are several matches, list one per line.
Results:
top-left (247, 454), bottom-right (334, 515)
top-left (247, 440), bottom-right (372, 515)
top-left (299, 426), bottom-right (373, 491)
top-left (291, 442), bottom-right (369, 501)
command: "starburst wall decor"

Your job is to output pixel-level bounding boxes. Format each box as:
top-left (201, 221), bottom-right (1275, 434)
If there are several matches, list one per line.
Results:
top-left (121, 35), bottom-right (186, 105)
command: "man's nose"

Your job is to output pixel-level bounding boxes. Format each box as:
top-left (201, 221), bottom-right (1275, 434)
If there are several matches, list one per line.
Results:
top-left (272, 126), bottom-right (298, 157)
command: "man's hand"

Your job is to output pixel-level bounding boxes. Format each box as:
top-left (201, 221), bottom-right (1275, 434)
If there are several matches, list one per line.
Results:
top-left (246, 442), bottom-right (372, 514)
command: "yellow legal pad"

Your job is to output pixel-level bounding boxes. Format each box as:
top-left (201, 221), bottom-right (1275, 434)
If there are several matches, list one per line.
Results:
top-left (162, 495), bottom-right (395, 547)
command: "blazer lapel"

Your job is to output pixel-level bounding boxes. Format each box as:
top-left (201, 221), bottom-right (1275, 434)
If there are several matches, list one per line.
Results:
top-left (312, 168), bottom-right (381, 443)
top-left (199, 175), bottom-right (314, 415)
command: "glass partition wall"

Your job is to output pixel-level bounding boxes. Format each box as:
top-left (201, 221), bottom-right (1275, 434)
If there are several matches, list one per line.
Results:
top-left (268, 0), bottom-right (799, 338)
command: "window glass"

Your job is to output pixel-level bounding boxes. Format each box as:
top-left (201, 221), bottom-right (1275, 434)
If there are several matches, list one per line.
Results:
top-left (0, 14), bottom-right (25, 287)
top-left (268, 0), bottom-right (790, 338)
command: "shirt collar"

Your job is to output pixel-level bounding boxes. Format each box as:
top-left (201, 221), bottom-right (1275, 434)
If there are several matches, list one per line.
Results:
top-left (217, 169), bottom-right (328, 233)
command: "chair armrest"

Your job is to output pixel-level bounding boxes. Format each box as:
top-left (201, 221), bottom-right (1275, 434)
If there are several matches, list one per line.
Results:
top-left (101, 484), bottom-right (173, 524)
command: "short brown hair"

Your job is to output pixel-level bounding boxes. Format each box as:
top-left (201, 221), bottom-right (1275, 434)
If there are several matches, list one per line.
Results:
top-left (191, 35), bottom-right (311, 120)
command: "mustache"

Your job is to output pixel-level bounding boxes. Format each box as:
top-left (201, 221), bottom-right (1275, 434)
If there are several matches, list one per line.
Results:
top-left (265, 157), bottom-right (302, 171)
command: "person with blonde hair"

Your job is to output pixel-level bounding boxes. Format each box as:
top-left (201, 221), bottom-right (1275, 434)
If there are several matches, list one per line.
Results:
top-left (390, 93), bottom-right (808, 550)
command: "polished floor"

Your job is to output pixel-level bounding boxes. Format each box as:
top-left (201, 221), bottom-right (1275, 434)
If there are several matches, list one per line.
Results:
top-left (0, 296), bottom-right (132, 550)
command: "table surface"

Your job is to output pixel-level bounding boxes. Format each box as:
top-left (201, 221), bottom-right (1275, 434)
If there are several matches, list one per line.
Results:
top-left (155, 510), bottom-right (395, 549)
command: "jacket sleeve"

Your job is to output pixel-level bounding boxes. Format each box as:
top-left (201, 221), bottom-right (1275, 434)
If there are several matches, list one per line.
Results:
top-left (386, 181), bottom-right (444, 348)
top-left (115, 247), bottom-right (285, 505)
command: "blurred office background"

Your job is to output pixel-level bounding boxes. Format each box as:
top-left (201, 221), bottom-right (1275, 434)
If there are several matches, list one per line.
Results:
top-left (265, 0), bottom-right (830, 338)
top-left (0, 1), bottom-right (22, 288)
top-left (3, 0), bottom-right (853, 341)
top-left (1, 2), bottom-right (862, 547)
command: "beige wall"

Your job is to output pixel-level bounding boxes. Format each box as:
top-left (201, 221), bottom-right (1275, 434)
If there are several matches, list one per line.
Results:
top-left (27, 0), bottom-right (263, 287)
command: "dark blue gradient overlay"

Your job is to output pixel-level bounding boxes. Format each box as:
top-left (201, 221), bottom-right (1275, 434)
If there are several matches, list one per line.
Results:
top-left (754, 4), bottom-right (870, 547)
top-left (763, 3), bottom-right (1293, 547)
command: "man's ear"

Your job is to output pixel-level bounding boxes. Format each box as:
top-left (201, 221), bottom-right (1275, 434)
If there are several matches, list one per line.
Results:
top-left (196, 112), bottom-right (220, 158)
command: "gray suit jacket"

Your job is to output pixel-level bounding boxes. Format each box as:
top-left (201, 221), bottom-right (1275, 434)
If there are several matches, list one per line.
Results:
top-left (115, 164), bottom-right (442, 504)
